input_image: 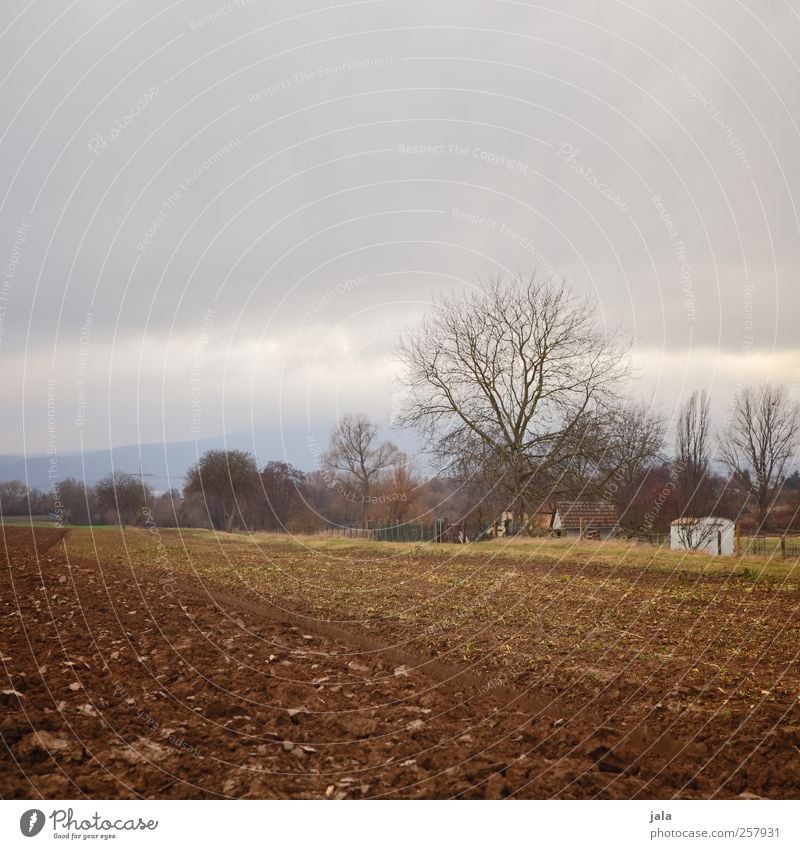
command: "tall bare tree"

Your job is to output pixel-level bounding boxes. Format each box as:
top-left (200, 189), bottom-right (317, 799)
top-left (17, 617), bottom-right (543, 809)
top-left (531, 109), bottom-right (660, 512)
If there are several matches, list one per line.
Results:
top-left (260, 461), bottom-right (307, 531)
top-left (322, 413), bottom-right (400, 524)
top-left (373, 452), bottom-right (421, 525)
top-left (719, 385), bottom-right (800, 529)
top-left (397, 272), bottom-right (632, 524)
top-left (675, 389), bottom-right (712, 517)
top-left (95, 471), bottom-right (152, 525)
top-left (184, 449), bottom-right (260, 532)
top-left (600, 402), bottom-right (666, 520)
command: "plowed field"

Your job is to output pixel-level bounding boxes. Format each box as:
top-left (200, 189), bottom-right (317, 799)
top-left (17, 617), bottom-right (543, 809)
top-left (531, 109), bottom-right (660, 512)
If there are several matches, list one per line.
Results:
top-left (2, 526), bottom-right (799, 799)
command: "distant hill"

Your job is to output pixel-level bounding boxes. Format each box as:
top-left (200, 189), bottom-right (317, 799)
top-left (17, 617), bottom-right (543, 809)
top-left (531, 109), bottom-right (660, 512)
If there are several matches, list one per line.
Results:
top-left (0, 425), bottom-right (423, 492)
top-left (0, 425), bottom-right (329, 492)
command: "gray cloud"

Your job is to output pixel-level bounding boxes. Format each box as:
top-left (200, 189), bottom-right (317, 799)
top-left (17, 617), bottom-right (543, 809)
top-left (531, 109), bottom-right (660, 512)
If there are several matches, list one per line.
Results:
top-left (1, 0), bottom-right (798, 460)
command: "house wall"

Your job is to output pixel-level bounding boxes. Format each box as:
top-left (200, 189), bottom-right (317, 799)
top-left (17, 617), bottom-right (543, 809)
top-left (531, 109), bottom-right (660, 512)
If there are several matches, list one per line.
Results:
top-left (557, 526), bottom-right (618, 540)
top-left (670, 520), bottom-right (735, 555)
top-left (720, 523), bottom-right (735, 555)
top-left (496, 510), bottom-right (553, 536)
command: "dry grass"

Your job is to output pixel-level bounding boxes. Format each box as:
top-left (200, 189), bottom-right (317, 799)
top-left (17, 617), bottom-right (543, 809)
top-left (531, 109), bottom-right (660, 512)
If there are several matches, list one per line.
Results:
top-left (57, 524), bottom-right (800, 582)
top-left (58, 525), bottom-right (800, 703)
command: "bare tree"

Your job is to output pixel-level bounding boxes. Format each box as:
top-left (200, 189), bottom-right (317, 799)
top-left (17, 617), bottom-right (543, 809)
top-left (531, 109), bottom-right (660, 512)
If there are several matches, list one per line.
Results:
top-left (260, 461), bottom-right (307, 531)
top-left (184, 449), bottom-right (260, 532)
top-left (600, 403), bottom-right (666, 521)
top-left (372, 452), bottom-right (422, 525)
top-left (397, 272), bottom-right (631, 524)
top-left (0, 480), bottom-right (36, 516)
top-left (52, 478), bottom-right (94, 525)
top-left (322, 414), bottom-right (400, 525)
top-left (719, 385), bottom-right (800, 530)
top-left (95, 471), bottom-right (152, 525)
top-left (675, 389), bottom-right (712, 517)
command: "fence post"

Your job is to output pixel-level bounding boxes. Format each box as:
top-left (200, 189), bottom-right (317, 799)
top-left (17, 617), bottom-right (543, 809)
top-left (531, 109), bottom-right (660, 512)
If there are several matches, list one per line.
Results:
top-left (781, 536), bottom-right (786, 559)
top-left (735, 523), bottom-right (741, 557)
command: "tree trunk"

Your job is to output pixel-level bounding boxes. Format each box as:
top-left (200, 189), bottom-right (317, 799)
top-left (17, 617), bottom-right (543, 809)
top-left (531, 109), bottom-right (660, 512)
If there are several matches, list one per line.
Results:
top-left (758, 489), bottom-right (768, 532)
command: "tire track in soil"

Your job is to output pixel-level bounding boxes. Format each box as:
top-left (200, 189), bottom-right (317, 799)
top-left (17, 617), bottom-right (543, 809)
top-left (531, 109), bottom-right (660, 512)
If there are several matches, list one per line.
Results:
top-left (2, 527), bottom-right (796, 799)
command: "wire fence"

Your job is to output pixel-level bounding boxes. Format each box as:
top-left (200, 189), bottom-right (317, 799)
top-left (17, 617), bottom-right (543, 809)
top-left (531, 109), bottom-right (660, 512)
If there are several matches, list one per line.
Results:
top-left (740, 533), bottom-right (800, 559)
top-left (7, 512), bottom-right (800, 558)
top-left (321, 523), bottom-right (436, 542)
top-left (628, 532), bottom-right (670, 547)
top-left (321, 523), bottom-right (800, 559)
top-left (321, 522), bottom-right (483, 543)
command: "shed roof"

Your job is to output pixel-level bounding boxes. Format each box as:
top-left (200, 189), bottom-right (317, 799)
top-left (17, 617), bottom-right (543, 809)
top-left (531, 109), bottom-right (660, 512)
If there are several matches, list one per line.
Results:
top-left (554, 501), bottom-right (619, 528)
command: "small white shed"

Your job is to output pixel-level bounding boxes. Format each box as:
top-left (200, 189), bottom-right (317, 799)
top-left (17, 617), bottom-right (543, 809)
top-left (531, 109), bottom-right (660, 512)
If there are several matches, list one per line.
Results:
top-left (670, 517), bottom-right (735, 555)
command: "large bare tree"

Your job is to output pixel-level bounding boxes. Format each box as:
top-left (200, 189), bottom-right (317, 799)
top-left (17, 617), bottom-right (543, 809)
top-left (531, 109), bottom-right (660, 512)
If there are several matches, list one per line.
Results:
top-left (675, 389), bottom-right (712, 517)
top-left (322, 413), bottom-right (400, 524)
top-left (184, 449), bottom-right (260, 532)
top-left (600, 402), bottom-right (666, 520)
top-left (95, 471), bottom-right (153, 526)
top-left (719, 385), bottom-right (800, 529)
top-left (373, 451), bottom-right (421, 525)
top-left (397, 273), bottom-right (633, 524)
top-left (260, 461), bottom-right (307, 531)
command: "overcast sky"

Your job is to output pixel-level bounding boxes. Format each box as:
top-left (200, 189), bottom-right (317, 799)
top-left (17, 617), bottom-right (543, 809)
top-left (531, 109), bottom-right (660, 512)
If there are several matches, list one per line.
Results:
top-left (1, 0), bottom-right (799, 467)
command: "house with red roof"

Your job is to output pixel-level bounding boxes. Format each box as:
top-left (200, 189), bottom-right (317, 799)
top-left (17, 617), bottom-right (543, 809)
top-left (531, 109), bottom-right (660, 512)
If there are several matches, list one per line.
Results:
top-left (551, 501), bottom-right (620, 539)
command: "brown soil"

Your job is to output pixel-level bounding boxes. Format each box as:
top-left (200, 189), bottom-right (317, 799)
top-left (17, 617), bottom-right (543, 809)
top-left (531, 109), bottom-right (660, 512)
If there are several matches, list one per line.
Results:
top-left (1, 527), bottom-right (799, 799)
